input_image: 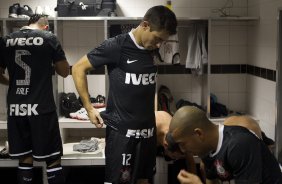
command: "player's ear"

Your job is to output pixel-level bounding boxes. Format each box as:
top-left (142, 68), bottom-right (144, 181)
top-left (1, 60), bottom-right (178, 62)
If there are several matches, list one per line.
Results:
top-left (140, 21), bottom-right (150, 31)
top-left (44, 25), bottom-right (49, 31)
top-left (194, 128), bottom-right (204, 140)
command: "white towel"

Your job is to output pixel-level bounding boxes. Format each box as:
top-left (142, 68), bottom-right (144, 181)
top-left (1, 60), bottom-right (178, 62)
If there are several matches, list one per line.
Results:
top-left (185, 24), bottom-right (208, 75)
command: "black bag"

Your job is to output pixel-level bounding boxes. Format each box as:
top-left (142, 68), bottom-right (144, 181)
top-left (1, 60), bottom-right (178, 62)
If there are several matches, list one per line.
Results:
top-left (60, 92), bottom-right (82, 118)
top-left (56, 0), bottom-right (116, 17)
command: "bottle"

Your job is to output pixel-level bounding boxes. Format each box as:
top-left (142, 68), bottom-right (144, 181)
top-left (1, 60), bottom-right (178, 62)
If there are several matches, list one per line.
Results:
top-left (166, 0), bottom-right (172, 10)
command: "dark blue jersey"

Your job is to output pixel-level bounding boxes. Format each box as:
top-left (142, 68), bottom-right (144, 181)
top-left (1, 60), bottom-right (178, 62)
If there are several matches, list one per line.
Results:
top-left (0, 27), bottom-right (66, 116)
top-left (87, 32), bottom-right (157, 134)
top-left (203, 125), bottom-right (282, 184)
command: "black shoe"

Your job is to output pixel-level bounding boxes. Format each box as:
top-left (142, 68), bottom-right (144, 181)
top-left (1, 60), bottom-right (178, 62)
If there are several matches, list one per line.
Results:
top-left (8, 3), bottom-right (20, 18)
top-left (18, 5), bottom-right (34, 18)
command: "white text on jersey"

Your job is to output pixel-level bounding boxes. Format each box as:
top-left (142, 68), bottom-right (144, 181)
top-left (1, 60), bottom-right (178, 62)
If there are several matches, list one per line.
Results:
top-left (10, 104), bottom-right (39, 116)
top-left (126, 127), bottom-right (154, 138)
top-left (125, 73), bottom-right (157, 85)
top-left (6, 37), bottom-right (44, 47)
top-left (16, 88), bottom-right (29, 95)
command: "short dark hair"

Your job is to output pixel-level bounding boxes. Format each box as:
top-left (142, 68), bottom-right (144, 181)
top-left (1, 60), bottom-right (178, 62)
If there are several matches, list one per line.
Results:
top-left (28, 14), bottom-right (49, 26)
top-left (143, 6), bottom-right (177, 35)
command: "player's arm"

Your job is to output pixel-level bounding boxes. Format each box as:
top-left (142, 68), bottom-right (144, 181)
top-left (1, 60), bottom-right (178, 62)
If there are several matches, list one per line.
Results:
top-left (72, 55), bottom-right (104, 127)
top-left (185, 153), bottom-right (197, 174)
top-left (54, 60), bottom-right (69, 78)
top-left (0, 67), bottom-right (8, 85)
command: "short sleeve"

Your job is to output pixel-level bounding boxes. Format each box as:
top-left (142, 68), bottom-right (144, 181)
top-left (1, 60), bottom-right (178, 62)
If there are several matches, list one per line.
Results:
top-left (48, 34), bottom-right (67, 63)
top-left (87, 36), bottom-right (121, 68)
top-left (227, 133), bottom-right (262, 183)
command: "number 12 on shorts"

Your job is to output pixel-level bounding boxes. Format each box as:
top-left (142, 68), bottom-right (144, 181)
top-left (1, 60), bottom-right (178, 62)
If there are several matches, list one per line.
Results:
top-left (122, 154), bottom-right (132, 166)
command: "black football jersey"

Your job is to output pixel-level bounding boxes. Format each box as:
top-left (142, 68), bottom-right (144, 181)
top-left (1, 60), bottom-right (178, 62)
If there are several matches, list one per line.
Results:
top-left (203, 125), bottom-right (282, 184)
top-left (87, 32), bottom-right (157, 133)
top-left (0, 27), bottom-right (66, 116)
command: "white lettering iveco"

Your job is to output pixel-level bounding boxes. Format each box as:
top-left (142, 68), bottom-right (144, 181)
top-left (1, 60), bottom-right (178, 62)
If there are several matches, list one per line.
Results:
top-left (9, 104), bottom-right (39, 116)
top-left (125, 73), bottom-right (157, 85)
top-left (126, 127), bottom-right (154, 138)
top-left (6, 37), bottom-right (44, 47)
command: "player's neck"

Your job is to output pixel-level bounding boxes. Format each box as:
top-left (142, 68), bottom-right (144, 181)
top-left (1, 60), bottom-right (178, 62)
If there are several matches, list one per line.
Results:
top-left (132, 26), bottom-right (144, 47)
top-left (209, 124), bottom-right (220, 154)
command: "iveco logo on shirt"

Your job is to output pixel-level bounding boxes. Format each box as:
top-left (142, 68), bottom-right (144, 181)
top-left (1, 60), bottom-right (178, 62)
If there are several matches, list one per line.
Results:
top-left (126, 127), bottom-right (154, 138)
top-left (9, 104), bottom-right (39, 116)
top-left (125, 73), bottom-right (157, 85)
top-left (6, 37), bottom-right (44, 47)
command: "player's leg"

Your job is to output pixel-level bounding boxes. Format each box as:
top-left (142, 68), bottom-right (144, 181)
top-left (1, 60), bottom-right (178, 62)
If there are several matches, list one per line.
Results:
top-left (133, 129), bottom-right (157, 184)
top-left (30, 111), bottom-right (64, 184)
top-left (18, 156), bottom-right (34, 184)
top-left (104, 126), bottom-right (137, 184)
top-left (7, 116), bottom-right (34, 184)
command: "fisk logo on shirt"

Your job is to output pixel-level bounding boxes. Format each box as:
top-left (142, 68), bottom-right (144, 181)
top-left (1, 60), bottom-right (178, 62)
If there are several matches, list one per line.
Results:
top-left (6, 37), bottom-right (44, 47)
top-left (10, 104), bottom-right (39, 116)
top-left (126, 127), bottom-right (154, 138)
top-left (125, 73), bottom-right (157, 85)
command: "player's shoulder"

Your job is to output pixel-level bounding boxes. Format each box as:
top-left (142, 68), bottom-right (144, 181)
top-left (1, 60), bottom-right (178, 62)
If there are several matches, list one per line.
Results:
top-left (33, 29), bottom-right (56, 39)
top-left (224, 125), bottom-right (260, 146)
top-left (100, 33), bottom-right (127, 51)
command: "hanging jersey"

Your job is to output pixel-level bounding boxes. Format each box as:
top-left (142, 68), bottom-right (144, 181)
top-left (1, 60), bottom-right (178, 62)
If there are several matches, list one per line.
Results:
top-left (203, 125), bottom-right (282, 183)
top-left (87, 31), bottom-right (157, 135)
top-left (0, 27), bottom-right (66, 116)
top-left (158, 34), bottom-right (180, 65)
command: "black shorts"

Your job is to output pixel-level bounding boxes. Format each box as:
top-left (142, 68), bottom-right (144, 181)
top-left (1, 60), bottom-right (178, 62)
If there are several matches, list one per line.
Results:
top-left (105, 126), bottom-right (157, 184)
top-left (7, 111), bottom-right (63, 161)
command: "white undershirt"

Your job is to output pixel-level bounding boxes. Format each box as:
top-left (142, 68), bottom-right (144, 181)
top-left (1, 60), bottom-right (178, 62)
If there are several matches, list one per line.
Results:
top-left (210, 124), bottom-right (224, 157)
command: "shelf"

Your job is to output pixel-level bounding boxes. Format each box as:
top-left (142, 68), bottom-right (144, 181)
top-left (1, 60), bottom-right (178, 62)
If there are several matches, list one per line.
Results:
top-left (0, 120), bottom-right (7, 129)
top-left (0, 16), bottom-right (259, 21)
top-left (59, 118), bottom-right (106, 128)
top-left (0, 142), bottom-right (106, 167)
top-left (210, 16), bottom-right (259, 21)
top-left (0, 157), bottom-right (105, 167)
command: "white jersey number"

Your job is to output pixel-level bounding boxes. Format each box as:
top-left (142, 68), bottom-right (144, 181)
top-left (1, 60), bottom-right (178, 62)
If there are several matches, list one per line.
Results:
top-left (122, 153), bottom-right (132, 166)
top-left (15, 50), bottom-right (31, 86)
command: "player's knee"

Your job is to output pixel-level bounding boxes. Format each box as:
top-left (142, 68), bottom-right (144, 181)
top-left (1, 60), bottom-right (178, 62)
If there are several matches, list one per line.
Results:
top-left (19, 155), bottom-right (33, 165)
top-left (46, 156), bottom-right (61, 168)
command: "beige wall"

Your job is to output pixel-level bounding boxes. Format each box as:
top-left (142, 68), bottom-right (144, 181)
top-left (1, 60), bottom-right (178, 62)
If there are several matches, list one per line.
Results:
top-left (247, 0), bottom-right (282, 139)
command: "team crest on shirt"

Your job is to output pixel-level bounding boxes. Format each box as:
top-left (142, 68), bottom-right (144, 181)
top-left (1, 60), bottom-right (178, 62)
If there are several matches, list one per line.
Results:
top-left (120, 167), bottom-right (131, 183)
top-left (214, 159), bottom-right (230, 180)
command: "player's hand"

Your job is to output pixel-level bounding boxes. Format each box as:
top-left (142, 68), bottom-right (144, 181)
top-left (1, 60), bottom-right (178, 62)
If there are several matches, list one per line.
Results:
top-left (87, 107), bottom-right (104, 128)
top-left (177, 170), bottom-right (203, 184)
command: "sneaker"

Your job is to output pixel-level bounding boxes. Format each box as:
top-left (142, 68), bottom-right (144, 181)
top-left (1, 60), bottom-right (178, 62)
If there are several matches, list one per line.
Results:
top-left (69, 107), bottom-right (106, 120)
top-left (18, 5), bottom-right (34, 18)
top-left (8, 3), bottom-right (20, 18)
top-left (34, 6), bottom-right (43, 15)
top-left (0, 148), bottom-right (9, 159)
top-left (70, 108), bottom-right (89, 120)
top-left (92, 95), bottom-right (106, 108)
top-left (43, 6), bottom-right (51, 16)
